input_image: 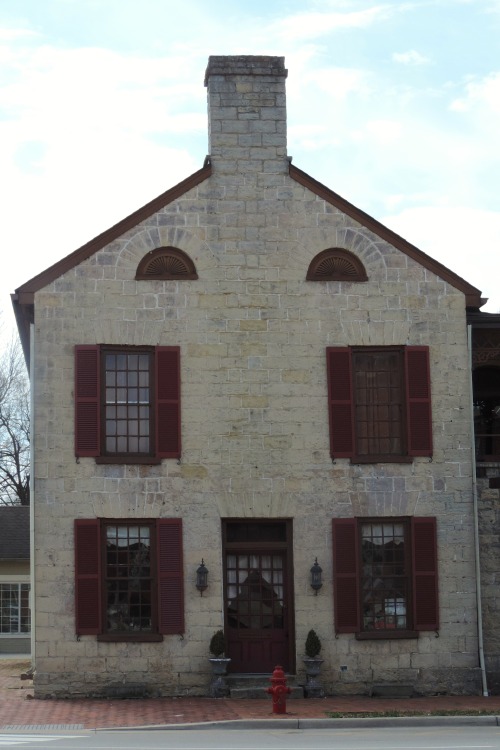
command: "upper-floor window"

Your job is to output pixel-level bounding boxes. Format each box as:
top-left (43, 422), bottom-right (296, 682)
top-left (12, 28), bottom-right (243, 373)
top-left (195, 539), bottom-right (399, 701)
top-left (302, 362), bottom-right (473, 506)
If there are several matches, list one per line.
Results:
top-left (473, 366), bottom-right (500, 462)
top-left (327, 346), bottom-right (432, 463)
top-left (74, 345), bottom-right (180, 463)
top-left (306, 248), bottom-right (368, 282)
top-left (103, 349), bottom-right (152, 455)
top-left (135, 247), bottom-right (198, 280)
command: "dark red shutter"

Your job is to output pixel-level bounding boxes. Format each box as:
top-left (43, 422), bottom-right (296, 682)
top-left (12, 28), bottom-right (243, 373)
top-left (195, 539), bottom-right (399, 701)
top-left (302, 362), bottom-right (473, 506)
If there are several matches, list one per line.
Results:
top-left (332, 518), bottom-right (360, 633)
top-left (157, 519), bottom-right (184, 634)
top-left (412, 517), bottom-right (439, 631)
top-left (405, 346), bottom-right (432, 456)
top-left (156, 347), bottom-right (181, 458)
top-left (74, 519), bottom-right (101, 635)
top-left (75, 346), bottom-right (100, 457)
top-left (327, 348), bottom-right (355, 458)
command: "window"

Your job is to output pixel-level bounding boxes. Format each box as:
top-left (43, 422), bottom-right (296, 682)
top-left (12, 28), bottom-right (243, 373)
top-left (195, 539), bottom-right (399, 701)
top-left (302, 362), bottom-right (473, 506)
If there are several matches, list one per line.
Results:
top-left (473, 366), bottom-right (500, 461)
top-left (74, 345), bottom-right (180, 463)
top-left (0, 583), bottom-right (30, 635)
top-left (74, 518), bottom-right (183, 640)
top-left (105, 523), bottom-right (155, 634)
top-left (332, 517), bottom-right (438, 637)
top-left (327, 346), bottom-right (432, 462)
top-left (306, 248), bottom-right (368, 282)
top-left (135, 247), bottom-right (198, 280)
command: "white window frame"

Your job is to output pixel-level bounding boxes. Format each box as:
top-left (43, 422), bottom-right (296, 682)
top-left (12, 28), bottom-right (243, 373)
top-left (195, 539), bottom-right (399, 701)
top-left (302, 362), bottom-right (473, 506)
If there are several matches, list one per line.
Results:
top-left (0, 576), bottom-right (31, 638)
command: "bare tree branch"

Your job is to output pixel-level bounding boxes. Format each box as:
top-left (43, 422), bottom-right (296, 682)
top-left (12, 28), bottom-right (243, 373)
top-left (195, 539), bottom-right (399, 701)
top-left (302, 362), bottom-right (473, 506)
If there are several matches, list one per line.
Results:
top-left (0, 333), bottom-right (30, 505)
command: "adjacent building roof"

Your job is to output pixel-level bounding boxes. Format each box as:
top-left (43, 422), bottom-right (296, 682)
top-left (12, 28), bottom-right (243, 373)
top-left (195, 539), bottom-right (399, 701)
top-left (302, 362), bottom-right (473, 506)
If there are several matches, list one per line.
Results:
top-left (0, 505), bottom-right (30, 560)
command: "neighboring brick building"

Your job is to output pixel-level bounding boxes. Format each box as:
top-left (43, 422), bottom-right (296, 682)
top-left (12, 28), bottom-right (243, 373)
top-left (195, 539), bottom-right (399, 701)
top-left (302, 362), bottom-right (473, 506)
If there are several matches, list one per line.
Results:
top-left (11, 55), bottom-right (498, 697)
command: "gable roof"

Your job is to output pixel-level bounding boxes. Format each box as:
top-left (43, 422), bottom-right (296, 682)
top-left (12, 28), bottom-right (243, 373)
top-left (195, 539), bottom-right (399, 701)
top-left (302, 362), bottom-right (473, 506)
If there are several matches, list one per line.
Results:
top-left (289, 164), bottom-right (484, 310)
top-left (12, 161), bottom-right (212, 366)
top-left (0, 506), bottom-right (30, 560)
top-left (12, 159), bottom-right (485, 368)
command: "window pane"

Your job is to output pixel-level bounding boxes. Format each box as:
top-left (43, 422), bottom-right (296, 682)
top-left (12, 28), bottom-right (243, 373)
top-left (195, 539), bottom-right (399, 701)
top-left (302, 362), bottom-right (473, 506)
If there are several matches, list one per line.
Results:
top-left (102, 349), bottom-right (153, 455)
top-left (353, 349), bottom-right (404, 456)
top-left (0, 583), bottom-right (31, 634)
top-left (361, 521), bottom-right (408, 631)
top-left (105, 523), bottom-right (154, 633)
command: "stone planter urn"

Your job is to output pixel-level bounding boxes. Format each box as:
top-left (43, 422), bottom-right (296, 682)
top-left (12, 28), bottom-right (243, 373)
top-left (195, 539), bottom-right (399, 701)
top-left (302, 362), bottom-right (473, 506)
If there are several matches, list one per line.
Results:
top-left (208, 629), bottom-right (231, 698)
top-left (303, 657), bottom-right (325, 698)
top-left (208, 657), bottom-right (231, 697)
top-left (303, 629), bottom-right (325, 698)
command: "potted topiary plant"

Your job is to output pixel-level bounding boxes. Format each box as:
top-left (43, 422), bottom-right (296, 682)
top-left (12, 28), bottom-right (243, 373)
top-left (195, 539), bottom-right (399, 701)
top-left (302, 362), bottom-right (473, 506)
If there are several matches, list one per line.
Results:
top-left (303, 629), bottom-right (325, 698)
top-left (208, 629), bottom-right (231, 697)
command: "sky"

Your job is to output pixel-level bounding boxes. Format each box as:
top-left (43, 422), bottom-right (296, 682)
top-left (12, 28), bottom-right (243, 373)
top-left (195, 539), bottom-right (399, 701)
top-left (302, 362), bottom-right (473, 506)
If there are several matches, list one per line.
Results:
top-left (1, 0), bottom-right (500, 341)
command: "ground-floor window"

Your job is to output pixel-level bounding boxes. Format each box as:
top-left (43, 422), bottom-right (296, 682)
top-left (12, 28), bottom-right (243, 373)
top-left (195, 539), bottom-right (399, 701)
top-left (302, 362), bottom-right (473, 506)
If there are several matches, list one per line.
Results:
top-left (0, 583), bottom-right (30, 634)
top-left (333, 516), bottom-right (439, 637)
top-left (74, 518), bottom-right (184, 640)
top-left (360, 520), bottom-right (409, 631)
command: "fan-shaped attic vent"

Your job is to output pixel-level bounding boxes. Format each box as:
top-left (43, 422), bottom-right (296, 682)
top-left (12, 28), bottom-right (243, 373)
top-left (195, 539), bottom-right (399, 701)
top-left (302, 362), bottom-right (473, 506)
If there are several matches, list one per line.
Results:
top-left (135, 247), bottom-right (198, 280)
top-left (306, 248), bottom-right (368, 282)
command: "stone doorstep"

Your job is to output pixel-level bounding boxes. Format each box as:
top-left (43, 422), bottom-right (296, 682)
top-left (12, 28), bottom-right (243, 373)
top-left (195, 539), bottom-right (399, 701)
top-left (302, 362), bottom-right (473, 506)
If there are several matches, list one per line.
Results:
top-left (227, 673), bottom-right (304, 699)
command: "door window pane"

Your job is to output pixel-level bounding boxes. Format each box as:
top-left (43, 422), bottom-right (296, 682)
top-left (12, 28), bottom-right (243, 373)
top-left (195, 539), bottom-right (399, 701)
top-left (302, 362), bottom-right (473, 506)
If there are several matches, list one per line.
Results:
top-left (226, 553), bottom-right (285, 630)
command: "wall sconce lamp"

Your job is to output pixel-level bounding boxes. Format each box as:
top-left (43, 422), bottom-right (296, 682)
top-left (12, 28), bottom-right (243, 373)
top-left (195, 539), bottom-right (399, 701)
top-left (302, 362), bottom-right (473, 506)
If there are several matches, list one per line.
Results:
top-left (196, 559), bottom-right (208, 596)
top-left (310, 558), bottom-right (323, 595)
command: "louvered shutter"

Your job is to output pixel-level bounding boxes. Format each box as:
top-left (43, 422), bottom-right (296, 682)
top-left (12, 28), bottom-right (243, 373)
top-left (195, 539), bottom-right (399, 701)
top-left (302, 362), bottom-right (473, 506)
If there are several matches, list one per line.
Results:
top-left (74, 519), bottom-right (101, 635)
top-left (75, 346), bottom-right (100, 457)
top-left (412, 517), bottom-right (439, 631)
top-left (327, 348), bottom-right (355, 458)
top-left (156, 347), bottom-right (181, 458)
top-left (405, 346), bottom-right (432, 456)
top-left (157, 519), bottom-right (184, 634)
top-left (332, 518), bottom-right (360, 633)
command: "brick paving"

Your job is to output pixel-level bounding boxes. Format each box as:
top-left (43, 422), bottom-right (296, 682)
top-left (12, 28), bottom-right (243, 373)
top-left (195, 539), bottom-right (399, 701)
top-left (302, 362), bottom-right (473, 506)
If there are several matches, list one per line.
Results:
top-left (1, 658), bottom-right (500, 730)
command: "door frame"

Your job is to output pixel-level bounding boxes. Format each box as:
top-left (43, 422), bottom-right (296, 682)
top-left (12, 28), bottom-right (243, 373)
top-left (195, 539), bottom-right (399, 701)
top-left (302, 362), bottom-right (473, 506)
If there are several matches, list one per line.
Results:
top-left (221, 518), bottom-right (295, 674)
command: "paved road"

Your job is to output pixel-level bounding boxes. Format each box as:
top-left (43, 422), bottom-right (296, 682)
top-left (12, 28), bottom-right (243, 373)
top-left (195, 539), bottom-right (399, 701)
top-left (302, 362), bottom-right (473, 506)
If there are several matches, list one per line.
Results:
top-left (0, 727), bottom-right (500, 750)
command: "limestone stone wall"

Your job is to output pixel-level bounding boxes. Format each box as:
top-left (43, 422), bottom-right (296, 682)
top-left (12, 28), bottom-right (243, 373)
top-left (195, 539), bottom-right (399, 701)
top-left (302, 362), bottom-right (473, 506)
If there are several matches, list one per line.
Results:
top-left (29, 56), bottom-right (480, 698)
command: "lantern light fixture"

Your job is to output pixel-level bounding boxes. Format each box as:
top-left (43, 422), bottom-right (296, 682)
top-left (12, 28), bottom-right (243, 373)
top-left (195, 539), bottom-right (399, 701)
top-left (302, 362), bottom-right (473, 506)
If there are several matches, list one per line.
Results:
top-left (310, 557), bottom-right (323, 594)
top-left (196, 559), bottom-right (208, 596)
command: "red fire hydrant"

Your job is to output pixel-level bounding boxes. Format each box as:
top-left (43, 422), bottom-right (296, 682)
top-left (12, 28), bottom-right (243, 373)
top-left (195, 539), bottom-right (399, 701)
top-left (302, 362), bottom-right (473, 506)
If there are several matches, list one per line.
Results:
top-left (266, 665), bottom-right (291, 714)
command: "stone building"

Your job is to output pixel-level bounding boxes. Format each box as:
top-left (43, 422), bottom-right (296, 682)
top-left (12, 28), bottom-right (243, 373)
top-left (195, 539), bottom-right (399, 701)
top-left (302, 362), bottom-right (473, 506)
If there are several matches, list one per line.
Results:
top-left (469, 312), bottom-right (500, 694)
top-left (11, 55), bottom-right (499, 697)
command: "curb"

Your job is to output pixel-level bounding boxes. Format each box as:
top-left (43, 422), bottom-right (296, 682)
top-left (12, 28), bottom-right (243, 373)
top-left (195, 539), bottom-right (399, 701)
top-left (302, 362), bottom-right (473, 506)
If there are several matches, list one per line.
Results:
top-left (100, 714), bottom-right (500, 731)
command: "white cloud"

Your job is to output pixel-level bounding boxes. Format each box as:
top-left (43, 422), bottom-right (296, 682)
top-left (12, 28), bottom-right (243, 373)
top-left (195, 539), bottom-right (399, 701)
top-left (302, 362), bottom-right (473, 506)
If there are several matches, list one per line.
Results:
top-left (0, 26), bottom-right (39, 41)
top-left (382, 206), bottom-right (500, 313)
top-left (1, 0), bottom-right (499, 329)
top-left (392, 50), bottom-right (431, 66)
top-left (268, 5), bottom-right (391, 41)
top-left (450, 72), bottom-right (500, 115)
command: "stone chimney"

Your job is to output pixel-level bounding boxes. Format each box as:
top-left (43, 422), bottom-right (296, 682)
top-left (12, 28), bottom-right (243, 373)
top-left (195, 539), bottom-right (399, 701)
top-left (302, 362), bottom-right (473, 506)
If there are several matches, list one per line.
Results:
top-left (204, 55), bottom-right (288, 176)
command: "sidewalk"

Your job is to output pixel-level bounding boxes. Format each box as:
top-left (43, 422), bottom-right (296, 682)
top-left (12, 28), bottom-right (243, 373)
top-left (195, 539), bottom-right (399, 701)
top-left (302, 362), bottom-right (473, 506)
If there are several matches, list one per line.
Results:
top-left (1, 658), bottom-right (500, 731)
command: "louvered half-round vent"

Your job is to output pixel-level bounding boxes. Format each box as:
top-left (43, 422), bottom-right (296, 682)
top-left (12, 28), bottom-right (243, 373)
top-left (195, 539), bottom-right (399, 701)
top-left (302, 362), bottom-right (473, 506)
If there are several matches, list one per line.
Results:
top-left (135, 247), bottom-right (198, 280)
top-left (306, 248), bottom-right (368, 282)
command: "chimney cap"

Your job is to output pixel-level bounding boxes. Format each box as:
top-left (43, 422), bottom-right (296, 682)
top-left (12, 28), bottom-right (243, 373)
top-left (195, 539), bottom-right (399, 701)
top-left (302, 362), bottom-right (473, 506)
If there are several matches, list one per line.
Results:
top-left (204, 55), bottom-right (287, 86)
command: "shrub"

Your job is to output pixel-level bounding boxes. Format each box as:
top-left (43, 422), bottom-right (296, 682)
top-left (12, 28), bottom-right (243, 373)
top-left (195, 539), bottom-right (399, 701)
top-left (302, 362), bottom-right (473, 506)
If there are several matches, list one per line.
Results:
top-left (305, 629), bottom-right (321, 658)
top-left (209, 629), bottom-right (226, 657)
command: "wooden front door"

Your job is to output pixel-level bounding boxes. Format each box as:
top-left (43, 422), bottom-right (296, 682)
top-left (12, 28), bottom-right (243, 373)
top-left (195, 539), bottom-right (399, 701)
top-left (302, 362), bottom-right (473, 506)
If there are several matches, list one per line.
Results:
top-left (223, 520), bottom-right (294, 673)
